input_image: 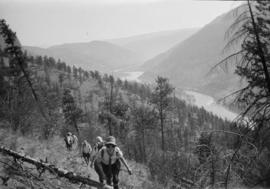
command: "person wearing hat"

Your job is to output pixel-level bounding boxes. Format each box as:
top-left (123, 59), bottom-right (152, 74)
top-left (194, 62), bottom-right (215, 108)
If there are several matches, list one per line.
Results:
top-left (94, 136), bottom-right (132, 189)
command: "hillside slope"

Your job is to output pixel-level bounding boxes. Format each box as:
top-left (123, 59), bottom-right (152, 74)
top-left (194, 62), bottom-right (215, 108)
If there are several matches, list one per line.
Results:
top-left (0, 128), bottom-right (151, 189)
top-left (140, 9), bottom-right (243, 99)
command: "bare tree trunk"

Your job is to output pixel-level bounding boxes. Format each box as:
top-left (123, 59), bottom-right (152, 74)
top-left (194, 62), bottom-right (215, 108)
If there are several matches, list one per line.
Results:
top-left (108, 80), bottom-right (114, 136)
top-left (160, 106), bottom-right (165, 152)
top-left (142, 127), bottom-right (146, 163)
top-left (159, 106), bottom-right (165, 163)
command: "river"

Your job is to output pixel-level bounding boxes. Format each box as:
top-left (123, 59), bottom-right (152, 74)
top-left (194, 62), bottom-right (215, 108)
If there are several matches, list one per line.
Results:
top-left (184, 90), bottom-right (238, 121)
top-left (120, 71), bottom-right (238, 121)
top-left (119, 71), bottom-right (144, 82)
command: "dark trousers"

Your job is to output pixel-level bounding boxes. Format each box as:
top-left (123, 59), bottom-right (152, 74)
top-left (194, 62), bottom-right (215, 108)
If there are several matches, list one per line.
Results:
top-left (94, 160), bottom-right (121, 189)
top-left (82, 152), bottom-right (90, 165)
top-left (66, 143), bottom-right (72, 151)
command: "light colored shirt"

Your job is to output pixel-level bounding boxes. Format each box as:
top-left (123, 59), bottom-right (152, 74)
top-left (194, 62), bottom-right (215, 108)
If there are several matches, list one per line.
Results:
top-left (96, 146), bottom-right (123, 165)
top-left (82, 142), bottom-right (92, 153)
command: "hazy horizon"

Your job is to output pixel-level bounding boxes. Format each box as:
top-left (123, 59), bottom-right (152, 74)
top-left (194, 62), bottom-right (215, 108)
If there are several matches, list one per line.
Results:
top-left (0, 0), bottom-right (242, 48)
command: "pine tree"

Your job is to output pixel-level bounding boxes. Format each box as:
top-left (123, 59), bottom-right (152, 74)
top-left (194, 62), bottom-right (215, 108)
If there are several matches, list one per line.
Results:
top-left (62, 88), bottom-right (82, 135)
top-left (217, 1), bottom-right (270, 187)
top-left (108, 75), bottom-right (114, 135)
top-left (73, 66), bottom-right (78, 80)
top-left (0, 19), bottom-right (35, 131)
top-left (151, 76), bottom-right (174, 152)
top-left (221, 1), bottom-right (270, 125)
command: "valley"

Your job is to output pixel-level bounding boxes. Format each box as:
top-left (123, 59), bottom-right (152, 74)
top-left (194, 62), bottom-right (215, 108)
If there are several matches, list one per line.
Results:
top-left (120, 71), bottom-right (238, 121)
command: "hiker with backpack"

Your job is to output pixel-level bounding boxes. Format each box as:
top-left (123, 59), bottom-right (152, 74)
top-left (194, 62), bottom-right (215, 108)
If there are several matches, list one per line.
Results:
top-left (90, 136), bottom-right (104, 168)
top-left (94, 136), bottom-right (132, 189)
top-left (81, 140), bottom-right (92, 165)
top-left (95, 136), bottom-right (104, 150)
top-left (64, 132), bottom-right (78, 151)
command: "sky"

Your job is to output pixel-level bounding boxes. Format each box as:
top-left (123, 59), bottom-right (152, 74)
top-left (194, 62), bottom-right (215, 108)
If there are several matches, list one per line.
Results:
top-left (0, 0), bottom-right (242, 48)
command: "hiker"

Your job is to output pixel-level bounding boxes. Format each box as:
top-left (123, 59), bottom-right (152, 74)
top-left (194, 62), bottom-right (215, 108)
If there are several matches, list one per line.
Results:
top-left (72, 133), bottom-right (78, 148)
top-left (90, 136), bottom-right (104, 168)
top-left (96, 136), bottom-right (104, 150)
top-left (81, 140), bottom-right (92, 165)
top-left (94, 136), bottom-right (132, 189)
top-left (64, 132), bottom-right (78, 151)
top-left (64, 132), bottom-right (72, 151)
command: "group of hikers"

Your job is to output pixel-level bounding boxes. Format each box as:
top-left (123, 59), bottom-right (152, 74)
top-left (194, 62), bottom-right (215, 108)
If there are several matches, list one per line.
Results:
top-left (64, 133), bottom-right (132, 189)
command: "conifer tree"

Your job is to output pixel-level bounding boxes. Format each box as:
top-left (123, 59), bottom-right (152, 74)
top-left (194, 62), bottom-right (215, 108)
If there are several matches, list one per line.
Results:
top-left (217, 1), bottom-right (270, 187)
top-left (151, 76), bottom-right (174, 152)
top-left (73, 66), bottom-right (78, 80)
top-left (220, 1), bottom-right (270, 125)
top-left (62, 88), bottom-right (82, 135)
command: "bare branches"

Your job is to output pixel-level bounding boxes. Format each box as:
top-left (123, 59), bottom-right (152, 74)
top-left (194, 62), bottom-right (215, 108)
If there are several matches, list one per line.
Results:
top-left (208, 50), bottom-right (244, 75)
top-left (216, 86), bottom-right (249, 103)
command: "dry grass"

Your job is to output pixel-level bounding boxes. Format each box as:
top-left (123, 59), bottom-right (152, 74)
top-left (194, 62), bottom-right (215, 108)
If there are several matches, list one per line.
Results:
top-left (0, 128), bottom-right (154, 189)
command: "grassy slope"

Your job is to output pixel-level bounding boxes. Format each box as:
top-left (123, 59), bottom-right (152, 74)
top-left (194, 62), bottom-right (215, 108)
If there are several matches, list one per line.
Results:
top-left (0, 128), bottom-right (152, 189)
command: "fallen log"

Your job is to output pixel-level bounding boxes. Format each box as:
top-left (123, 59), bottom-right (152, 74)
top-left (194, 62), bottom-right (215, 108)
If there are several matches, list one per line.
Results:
top-left (0, 145), bottom-right (112, 189)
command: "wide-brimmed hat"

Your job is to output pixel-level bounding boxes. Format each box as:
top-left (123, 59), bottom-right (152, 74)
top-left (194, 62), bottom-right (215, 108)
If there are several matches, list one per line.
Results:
top-left (106, 136), bottom-right (117, 146)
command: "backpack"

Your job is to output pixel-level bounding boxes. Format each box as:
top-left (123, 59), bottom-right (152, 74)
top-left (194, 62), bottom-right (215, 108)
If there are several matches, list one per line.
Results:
top-left (101, 148), bottom-right (105, 159)
top-left (101, 146), bottom-right (120, 159)
top-left (97, 142), bottom-right (104, 151)
top-left (93, 142), bottom-right (104, 156)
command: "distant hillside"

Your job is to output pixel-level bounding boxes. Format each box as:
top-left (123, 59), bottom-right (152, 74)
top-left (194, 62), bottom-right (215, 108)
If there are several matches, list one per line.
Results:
top-left (140, 9), bottom-right (243, 99)
top-left (24, 40), bottom-right (142, 73)
top-left (23, 28), bottom-right (198, 74)
top-left (108, 28), bottom-right (198, 62)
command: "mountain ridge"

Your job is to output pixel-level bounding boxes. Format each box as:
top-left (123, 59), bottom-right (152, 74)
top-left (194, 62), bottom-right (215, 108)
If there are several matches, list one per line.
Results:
top-left (23, 28), bottom-right (198, 74)
top-left (23, 40), bottom-right (142, 72)
top-left (108, 28), bottom-right (199, 61)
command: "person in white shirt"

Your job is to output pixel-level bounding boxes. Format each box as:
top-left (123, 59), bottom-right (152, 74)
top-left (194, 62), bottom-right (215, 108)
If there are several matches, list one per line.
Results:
top-left (94, 136), bottom-right (132, 189)
top-left (81, 140), bottom-right (92, 165)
